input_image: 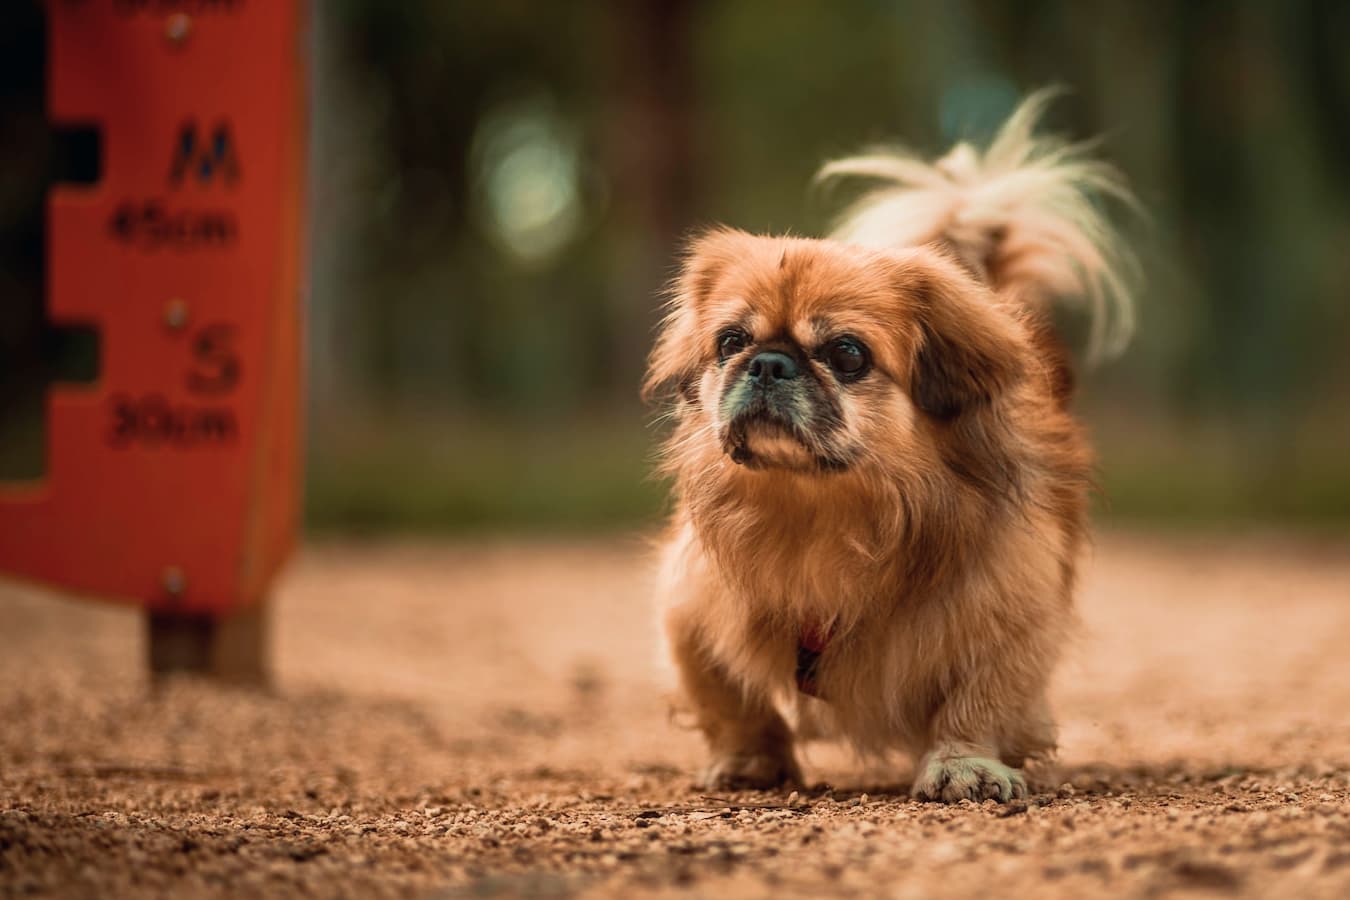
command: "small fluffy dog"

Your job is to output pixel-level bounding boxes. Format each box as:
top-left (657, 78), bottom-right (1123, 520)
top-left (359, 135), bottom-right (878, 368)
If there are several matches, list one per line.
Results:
top-left (645, 93), bottom-right (1136, 803)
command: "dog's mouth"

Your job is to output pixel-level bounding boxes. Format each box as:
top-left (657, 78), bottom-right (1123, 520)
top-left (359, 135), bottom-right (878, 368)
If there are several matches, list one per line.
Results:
top-left (724, 411), bottom-right (848, 473)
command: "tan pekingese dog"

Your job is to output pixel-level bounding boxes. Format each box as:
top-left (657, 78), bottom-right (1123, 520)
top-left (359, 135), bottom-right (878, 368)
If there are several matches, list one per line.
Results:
top-left (644, 92), bottom-right (1137, 803)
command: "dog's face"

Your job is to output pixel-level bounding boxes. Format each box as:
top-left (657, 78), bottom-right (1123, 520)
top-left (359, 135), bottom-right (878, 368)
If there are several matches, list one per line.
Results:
top-left (647, 229), bottom-right (1029, 479)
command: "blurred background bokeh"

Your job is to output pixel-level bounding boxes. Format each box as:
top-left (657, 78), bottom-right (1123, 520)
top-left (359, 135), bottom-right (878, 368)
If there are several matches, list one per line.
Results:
top-left (3, 0), bottom-right (1348, 534)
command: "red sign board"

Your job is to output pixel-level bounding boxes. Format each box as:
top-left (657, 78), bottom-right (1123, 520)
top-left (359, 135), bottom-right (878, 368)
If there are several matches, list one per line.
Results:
top-left (0, 0), bottom-right (308, 616)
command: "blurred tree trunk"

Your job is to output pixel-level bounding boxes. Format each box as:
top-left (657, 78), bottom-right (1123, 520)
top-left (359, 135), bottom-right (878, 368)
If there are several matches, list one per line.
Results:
top-left (603, 0), bottom-right (699, 407)
top-left (1175, 0), bottom-right (1263, 419)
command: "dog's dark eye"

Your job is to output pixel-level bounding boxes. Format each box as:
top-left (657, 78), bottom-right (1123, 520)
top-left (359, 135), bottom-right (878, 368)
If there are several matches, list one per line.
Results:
top-left (824, 337), bottom-right (870, 380)
top-left (717, 328), bottom-right (750, 362)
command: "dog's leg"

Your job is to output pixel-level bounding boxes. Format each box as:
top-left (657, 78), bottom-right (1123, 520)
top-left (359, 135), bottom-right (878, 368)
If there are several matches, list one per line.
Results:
top-left (666, 604), bottom-right (801, 790)
top-left (999, 689), bottom-right (1058, 769)
top-left (910, 668), bottom-right (1051, 803)
top-left (911, 739), bottom-right (1027, 803)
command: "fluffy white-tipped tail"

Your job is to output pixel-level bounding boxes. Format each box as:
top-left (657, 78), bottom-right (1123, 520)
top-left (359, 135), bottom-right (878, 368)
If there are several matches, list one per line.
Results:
top-left (817, 90), bottom-right (1138, 361)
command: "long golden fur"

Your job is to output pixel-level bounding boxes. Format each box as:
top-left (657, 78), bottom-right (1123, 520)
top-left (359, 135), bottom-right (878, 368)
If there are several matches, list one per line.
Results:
top-left (645, 92), bottom-right (1137, 802)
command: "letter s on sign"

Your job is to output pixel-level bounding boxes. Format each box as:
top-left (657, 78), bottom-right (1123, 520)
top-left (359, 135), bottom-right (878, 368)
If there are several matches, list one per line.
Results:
top-left (186, 323), bottom-right (240, 395)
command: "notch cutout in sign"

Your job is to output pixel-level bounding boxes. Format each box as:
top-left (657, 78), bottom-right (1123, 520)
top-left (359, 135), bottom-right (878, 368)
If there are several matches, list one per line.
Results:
top-left (52, 125), bottom-right (103, 185)
top-left (0, 110), bottom-right (104, 481)
top-left (0, 325), bottom-right (101, 482)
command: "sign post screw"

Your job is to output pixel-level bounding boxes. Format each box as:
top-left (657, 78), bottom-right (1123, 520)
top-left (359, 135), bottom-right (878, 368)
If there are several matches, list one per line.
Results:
top-left (163, 298), bottom-right (189, 331)
top-left (164, 13), bottom-right (192, 47)
top-left (162, 566), bottom-right (187, 599)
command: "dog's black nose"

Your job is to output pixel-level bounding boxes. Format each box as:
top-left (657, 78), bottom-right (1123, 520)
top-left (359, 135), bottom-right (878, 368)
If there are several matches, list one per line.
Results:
top-left (747, 351), bottom-right (799, 385)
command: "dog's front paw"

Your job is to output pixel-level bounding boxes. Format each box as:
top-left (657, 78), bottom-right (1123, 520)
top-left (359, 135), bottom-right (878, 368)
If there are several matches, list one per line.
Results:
top-left (912, 753), bottom-right (1026, 803)
top-left (701, 751), bottom-right (801, 791)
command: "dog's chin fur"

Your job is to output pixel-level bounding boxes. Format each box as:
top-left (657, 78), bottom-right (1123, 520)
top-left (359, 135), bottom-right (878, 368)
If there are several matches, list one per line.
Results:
top-left (644, 92), bottom-right (1137, 802)
top-left (725, 418), bottom-right (844, 473)
top-left (731, 420), bottom-right (816, 470)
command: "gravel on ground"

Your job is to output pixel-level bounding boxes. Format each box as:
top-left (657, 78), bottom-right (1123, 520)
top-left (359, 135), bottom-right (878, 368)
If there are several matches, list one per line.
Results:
top-left (2, 532), bottom-right (1349, 899)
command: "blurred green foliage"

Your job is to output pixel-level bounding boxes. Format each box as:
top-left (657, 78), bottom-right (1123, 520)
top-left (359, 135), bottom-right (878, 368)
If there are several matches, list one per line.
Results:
top-left (305, 418), bottom-right (665, 534)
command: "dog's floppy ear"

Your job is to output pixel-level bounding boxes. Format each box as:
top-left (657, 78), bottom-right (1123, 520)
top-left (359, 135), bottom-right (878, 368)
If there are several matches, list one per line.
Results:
top-left (903, 257), bottom-right (1027, 421)
top-left (643, 228), bottom-right (746, 404)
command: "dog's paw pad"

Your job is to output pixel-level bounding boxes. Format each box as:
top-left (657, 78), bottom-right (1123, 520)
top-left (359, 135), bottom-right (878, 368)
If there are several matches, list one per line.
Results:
top-left (701, 752), bottom-right (800, 791)
top-left (912, 755), bottom-right (1026, 804)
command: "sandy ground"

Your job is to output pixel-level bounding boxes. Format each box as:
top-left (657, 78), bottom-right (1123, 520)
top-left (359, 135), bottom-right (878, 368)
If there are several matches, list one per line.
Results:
top-left (2, 531), bottom-right (1349, 899)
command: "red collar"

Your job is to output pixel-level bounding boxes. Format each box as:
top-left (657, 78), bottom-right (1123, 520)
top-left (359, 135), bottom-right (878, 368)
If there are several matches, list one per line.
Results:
top-left (795, 622), bottom-right (834, 696)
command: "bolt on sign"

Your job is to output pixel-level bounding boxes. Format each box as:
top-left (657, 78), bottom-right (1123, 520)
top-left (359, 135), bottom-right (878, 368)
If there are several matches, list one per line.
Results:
top-left (0, 2), bottom-right (308, 633)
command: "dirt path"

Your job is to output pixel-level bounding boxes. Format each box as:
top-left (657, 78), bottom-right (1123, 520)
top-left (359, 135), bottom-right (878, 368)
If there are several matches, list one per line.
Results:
top-left (2, 532), bottom-right (1349, 898)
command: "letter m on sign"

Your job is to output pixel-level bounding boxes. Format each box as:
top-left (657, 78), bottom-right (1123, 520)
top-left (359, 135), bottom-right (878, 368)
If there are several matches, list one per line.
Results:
top-left (170, 121), bottom-right (241, 186)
